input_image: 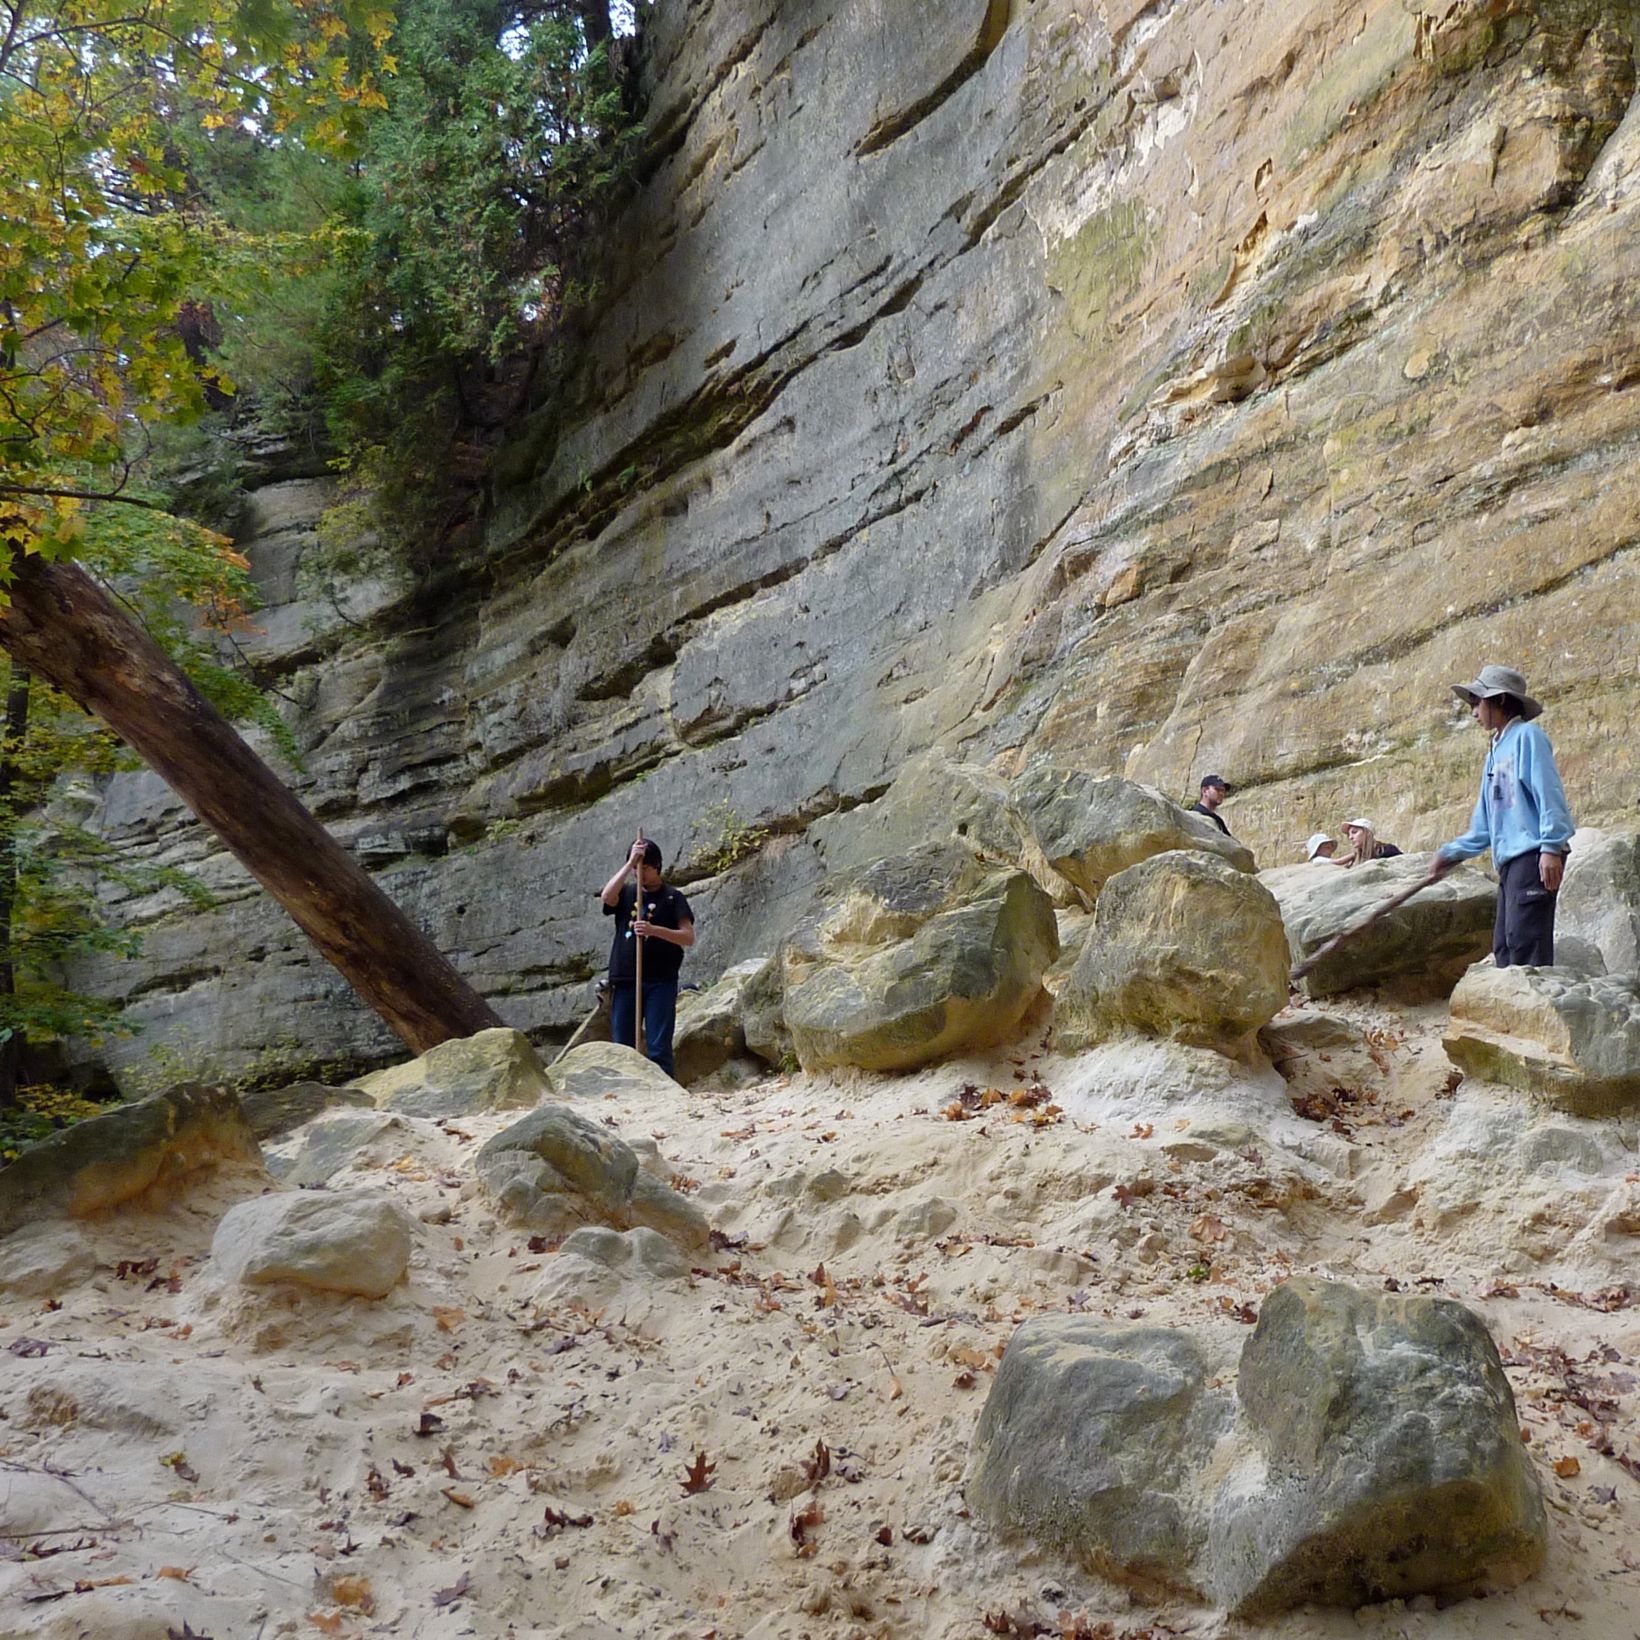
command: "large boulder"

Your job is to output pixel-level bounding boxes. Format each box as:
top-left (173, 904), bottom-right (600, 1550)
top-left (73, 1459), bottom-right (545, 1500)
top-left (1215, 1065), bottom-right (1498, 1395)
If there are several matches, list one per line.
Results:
top-left (1262, 855), bottom-right (1495, 997)
top-left (776, 844), bottom-right (1059, 1073)
top-left (968, 1280), bottom-right (1544, 1616)
top-left (0, 1084), bottom-right (263, 1238)
top-left (670, 959), bottom-right (766, 1085)
top-left (475, 1103), bottom-right (709, 1247)
top-left (1007, 768), bottom-right (1254, 904)
top-left (1054, 851), bottom-right (1289, 1053)
top-left (968, 1319), bottom-right (1232, 1598)
top-left (352, 1027), bottom-right (550, 1117)
top-left (209, 1190), bottom-right (415, 1299)
top-left (1444, 965), bottom-right (1640, 1117)
top-left (1558, 828), bottom-right (1640, 972)
top-left (1212, 1277), bottom-right (1545, 1616)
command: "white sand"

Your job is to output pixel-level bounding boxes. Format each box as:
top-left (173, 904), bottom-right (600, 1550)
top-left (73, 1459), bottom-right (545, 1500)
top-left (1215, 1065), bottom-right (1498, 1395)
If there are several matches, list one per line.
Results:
top-left (3, 995), bottom-right (1639, 1639)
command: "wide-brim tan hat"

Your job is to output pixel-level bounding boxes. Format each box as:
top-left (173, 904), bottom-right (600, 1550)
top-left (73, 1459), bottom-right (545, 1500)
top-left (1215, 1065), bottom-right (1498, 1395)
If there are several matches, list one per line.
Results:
top-left (1452, 664), bottom-right (1542, 722)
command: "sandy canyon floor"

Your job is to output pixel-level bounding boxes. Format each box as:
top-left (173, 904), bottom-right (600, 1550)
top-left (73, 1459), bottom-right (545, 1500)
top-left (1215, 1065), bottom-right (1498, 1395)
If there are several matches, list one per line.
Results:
top-left (3, 995), bottom-right (1639, 1640)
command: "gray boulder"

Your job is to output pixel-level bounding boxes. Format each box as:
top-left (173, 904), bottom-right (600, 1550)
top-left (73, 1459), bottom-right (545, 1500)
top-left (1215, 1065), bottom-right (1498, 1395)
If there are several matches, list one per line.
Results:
top-left (210, 1189), bottom-right (415, 1299)
top-left (1558, 828), bottom-right (1640, 972)
top-left (967, 1278), bottom-right (1546, 1616)
top-left (968, 1318), bottom-right (1231, 1598)
top-left (1008, 768), bottom-right (1254, 904)
top-left (1212, 1277), bottom-right (1546, 1615)
top-left (741, 952), bottom-right (795, 1068)
top-left (1262, 856), bottom-right (1495, 997)
top-left (475, 1103), bottom-right (708, 1247)
top-left (352, 1027), bottom-right (550, 1117)
top-left (1444, 965), bottom-right (1640, 1116)
top-left (0, 1084), bottom-right (263, 1238)
top-left (1054, 851), bottom-right (1289, 1053)
top-left (778, 844), bottom-right (1058, 1073)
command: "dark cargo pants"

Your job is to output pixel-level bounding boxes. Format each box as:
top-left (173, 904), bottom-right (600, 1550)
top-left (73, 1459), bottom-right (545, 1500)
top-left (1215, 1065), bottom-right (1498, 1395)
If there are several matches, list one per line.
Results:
top-left (1493, 851), bottom-right (1557, 967)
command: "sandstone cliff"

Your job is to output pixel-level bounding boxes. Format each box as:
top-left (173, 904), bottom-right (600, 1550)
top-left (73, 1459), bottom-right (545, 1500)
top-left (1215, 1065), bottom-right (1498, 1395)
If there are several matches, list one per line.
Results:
top-left (73, 0), bottom-right (1640, 1081)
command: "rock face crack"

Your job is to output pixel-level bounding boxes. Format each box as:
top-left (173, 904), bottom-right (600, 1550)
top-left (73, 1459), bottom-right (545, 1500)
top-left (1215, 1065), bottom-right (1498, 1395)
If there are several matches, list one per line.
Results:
top-left (855, 0), bottom-right (1012, 157)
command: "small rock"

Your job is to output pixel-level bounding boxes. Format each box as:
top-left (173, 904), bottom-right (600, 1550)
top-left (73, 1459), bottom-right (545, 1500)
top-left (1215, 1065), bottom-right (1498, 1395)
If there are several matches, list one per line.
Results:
top-left (210, 1190), bottom-right (415, 1298)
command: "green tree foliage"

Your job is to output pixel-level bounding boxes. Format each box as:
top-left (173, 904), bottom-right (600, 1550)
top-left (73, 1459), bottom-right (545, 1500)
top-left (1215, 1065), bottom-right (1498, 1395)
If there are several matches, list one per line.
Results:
top-left (0, 0), bottom-right (394, 562)
top-left (196, 0), bottom-right (645, 555)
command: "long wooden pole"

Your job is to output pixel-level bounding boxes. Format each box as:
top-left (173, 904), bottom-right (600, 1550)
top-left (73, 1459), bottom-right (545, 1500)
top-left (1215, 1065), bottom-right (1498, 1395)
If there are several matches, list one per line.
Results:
top-left (0, 553), bottom-right (504, 1054)
top-left (632, 827), bottom-right (647, 1059)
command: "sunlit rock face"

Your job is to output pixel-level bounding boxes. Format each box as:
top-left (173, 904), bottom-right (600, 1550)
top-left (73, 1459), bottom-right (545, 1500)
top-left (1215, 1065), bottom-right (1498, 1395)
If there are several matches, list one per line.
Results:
top-left (71, 0), bottom-right (1640, 1081)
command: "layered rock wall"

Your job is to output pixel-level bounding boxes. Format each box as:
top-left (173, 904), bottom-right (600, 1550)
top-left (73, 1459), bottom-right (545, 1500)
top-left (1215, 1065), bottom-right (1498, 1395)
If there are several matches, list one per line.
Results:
top-left (73, 0), bottom-right (1640, 1080)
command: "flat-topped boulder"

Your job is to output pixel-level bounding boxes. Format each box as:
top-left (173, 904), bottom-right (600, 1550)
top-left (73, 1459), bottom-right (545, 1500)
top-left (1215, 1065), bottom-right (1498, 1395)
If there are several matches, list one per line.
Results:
top-left (0, 1084), bottom-right (263, 1238)
top-left (1263, 855), bottom-right (1495, 997)
top-left (1444, 964), bottom-right (1640, 1117)
top-left (776, 843), bottom-right (1058, 1073)
top-left (1054, 850), bottom-right (1289, 1054)
top-left (547, 1040), bottom-right (682, 1098)
top-left (352, 1027), bottom-right (550, 1117)
top-left (1008, 768), bottom-right (1254, 906)
top-left (968, 1277), bottom-right (1544, 1617)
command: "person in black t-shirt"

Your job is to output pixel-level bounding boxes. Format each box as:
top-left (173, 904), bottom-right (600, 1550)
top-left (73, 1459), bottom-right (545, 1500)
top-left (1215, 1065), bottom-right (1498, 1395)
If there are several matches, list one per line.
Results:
top-left (600, 837), bottom-right (694, 1078)
top-left (1189, 774), bottom-right (1234, 837)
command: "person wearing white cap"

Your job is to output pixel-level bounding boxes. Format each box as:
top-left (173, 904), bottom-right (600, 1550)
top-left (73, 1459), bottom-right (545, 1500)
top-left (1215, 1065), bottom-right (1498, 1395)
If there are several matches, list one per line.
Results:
top-left (1306, 832), bottom-right (1337, 862)
top-left (1339, 818), bottom-right (1401, 868)
top-left (1426, 664), bottom-right (1574, 966)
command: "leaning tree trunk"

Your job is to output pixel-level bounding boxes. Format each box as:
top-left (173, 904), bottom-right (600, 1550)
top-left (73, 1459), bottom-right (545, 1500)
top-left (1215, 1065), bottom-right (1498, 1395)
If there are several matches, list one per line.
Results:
top-left (0, 554), bottom-right (504, 1055)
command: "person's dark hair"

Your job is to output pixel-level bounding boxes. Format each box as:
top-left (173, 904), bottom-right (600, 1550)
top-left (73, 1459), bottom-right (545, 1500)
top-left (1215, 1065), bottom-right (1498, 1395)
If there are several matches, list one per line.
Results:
top-left (641, 839), bottom-right (663, 871)
top-left (1494, 693), bottom-right (1525, 721)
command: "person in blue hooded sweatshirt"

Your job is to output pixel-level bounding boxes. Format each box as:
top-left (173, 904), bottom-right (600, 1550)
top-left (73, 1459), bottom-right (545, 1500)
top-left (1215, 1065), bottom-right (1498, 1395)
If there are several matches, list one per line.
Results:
top-left (1425, 664), bottom-right (1574, 967)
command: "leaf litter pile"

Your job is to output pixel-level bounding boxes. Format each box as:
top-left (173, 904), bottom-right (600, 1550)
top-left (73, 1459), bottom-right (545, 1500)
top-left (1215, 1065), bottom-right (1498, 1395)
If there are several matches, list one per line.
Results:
top-left (3, 995), bottom-right (1640, 1637)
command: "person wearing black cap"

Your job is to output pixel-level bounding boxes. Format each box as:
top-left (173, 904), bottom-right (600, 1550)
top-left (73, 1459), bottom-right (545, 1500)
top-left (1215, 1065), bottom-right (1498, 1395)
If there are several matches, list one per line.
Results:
top-left (600, 836), bottom-right (695, 1077)
top-left (1190, 774), bottom-right (1234, 837)
top-left (1425, 664), bottom-right (1574, 967)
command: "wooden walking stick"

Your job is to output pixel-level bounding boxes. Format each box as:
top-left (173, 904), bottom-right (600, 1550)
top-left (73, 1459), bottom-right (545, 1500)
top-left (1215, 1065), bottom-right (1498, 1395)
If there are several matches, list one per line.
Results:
top-left (632, 827), bottom-right (647, 1060)
top-left (1290, 876), bottom-right (1441, 983)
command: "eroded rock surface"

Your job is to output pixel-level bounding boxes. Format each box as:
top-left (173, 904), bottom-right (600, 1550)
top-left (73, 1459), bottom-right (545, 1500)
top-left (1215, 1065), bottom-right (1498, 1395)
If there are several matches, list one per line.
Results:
top-left (1558, 828), bottom-right (1640, 973)
top-left (1445, 964), bottom-right (1640, 1116)
top-left (60, 0), bottom-right (1640, 1088)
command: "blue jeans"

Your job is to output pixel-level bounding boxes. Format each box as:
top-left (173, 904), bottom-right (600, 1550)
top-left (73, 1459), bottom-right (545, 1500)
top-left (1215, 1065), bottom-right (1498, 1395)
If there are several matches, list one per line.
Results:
top-left (609, 980), bottom-right (678, 1078)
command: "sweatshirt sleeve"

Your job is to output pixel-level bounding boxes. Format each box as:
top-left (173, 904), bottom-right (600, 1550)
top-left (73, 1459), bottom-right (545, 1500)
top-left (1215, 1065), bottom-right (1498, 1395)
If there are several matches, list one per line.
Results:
top-left (1522, 725), bottom-right (1574, 854)
top-left (1439, 788), bottom-right (1492, 863)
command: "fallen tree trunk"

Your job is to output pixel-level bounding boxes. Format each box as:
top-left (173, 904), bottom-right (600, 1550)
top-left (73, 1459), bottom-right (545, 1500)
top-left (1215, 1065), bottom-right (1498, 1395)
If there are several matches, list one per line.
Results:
top-left (0, 552), bottom-right (504, 1055)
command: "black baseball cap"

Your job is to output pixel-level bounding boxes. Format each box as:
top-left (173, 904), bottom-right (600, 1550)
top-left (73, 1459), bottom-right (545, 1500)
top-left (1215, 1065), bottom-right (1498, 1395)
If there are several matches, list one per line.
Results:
top-left (639, 839), bottom-right (663, 869)
top-left (1199, 774), bottom-right (1234, 793)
